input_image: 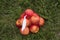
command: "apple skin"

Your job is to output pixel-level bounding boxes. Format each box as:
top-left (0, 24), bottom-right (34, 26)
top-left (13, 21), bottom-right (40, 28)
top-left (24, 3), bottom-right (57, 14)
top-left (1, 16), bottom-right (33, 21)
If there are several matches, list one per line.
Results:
top-left (39, 17), bottom-right (45, 26)
top-left (30, 14), bottom-right (40, 25)
top-left (25, 9), bottom-right (34, 18)
top-left (20, 27), bottom-right (29, 35)
top-left (30, 25), bottom-right (39, 33)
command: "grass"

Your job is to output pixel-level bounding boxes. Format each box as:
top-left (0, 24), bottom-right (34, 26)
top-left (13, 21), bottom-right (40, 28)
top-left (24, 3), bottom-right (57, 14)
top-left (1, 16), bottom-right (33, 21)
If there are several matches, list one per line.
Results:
top-left (0, 0), bottom-right (60, 40)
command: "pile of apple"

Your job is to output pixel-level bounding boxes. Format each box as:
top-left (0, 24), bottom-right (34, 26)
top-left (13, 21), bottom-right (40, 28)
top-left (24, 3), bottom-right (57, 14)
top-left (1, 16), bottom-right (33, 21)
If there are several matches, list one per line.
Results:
top-left (16, 9), bottom-right (45, 35)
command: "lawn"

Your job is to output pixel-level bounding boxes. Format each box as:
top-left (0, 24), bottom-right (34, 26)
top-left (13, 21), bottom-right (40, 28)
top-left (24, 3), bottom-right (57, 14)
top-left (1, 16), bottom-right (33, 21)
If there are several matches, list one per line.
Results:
top-left (0, 0), bottom-right (60, 40)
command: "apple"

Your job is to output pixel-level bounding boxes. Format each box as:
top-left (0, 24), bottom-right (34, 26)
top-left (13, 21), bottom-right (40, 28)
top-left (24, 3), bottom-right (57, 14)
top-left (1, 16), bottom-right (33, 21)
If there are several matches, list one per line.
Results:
top-left (30, 14), bottom-right (40, 24)
top-left (20, 27), bottom-right (29, 35)
top-left (30, 25), bottom-right (39, 33)
top-left (25, 9), bottom-right (34, 18)
top-left (16, 19), bottom-right (21, 28)
top-left (39, 17), bottom-right (45, 26)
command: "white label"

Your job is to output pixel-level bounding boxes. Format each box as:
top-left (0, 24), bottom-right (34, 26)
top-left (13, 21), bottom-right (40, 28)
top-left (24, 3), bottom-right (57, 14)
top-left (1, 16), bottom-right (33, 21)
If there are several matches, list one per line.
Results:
top-left (21, 15), bottom-right (27, 31)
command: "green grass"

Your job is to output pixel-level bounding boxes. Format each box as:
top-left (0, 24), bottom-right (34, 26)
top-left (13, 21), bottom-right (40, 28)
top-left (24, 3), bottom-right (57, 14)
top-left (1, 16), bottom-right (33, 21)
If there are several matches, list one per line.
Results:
top-left (0, 0), bottom-right (60, 40)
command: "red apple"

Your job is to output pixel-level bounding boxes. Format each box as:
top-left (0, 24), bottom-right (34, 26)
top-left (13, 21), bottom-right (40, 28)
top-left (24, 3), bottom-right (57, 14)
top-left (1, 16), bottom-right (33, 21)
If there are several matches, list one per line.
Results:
top-left (25, 9), bottom-right (34, 17)
top-left (39, 17), bottom-right (45, 26)
top-left (16, 19), bottom-right (21, 28)
top-left (30, 25), bottom-right (39, 33)
top-left (20, 27), bottom-right (29, 35)
top-left (30, 14), bottom-right (40, 24)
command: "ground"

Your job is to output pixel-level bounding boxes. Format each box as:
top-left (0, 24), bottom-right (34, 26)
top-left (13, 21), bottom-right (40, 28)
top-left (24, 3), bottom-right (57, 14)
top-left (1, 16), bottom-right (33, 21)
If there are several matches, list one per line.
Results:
top-left (0, 0), bottom-right (60, 40)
